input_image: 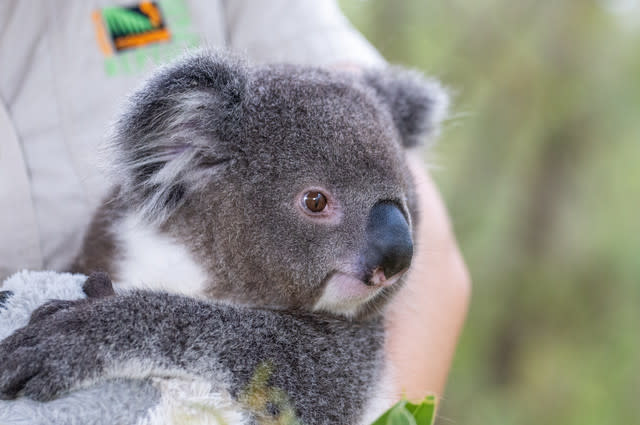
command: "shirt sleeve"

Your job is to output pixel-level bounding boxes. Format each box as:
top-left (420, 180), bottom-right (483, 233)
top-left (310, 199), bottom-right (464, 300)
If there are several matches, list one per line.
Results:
top-left (221, 0), bottom-right (384, 67)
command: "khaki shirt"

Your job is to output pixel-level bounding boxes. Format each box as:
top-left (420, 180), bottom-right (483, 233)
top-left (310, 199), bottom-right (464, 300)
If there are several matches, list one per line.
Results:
top-left (0, 0), bottom-right (383, 279)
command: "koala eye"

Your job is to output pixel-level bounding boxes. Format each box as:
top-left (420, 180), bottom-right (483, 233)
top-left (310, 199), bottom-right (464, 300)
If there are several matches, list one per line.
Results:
top-left (302, 191), bottom-right (328, 213)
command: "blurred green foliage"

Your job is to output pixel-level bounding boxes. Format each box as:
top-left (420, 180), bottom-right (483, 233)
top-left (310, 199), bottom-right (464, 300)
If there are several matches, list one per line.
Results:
top-left (340, 1), bottom-right (640, 424)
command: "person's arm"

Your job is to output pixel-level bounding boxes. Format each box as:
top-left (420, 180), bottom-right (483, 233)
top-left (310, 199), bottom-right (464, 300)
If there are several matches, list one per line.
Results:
top-left (385, 154), bottom-right (471, 400)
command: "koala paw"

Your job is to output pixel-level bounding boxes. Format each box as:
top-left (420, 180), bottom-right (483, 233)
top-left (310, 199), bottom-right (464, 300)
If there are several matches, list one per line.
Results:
top-left (0, 357), bottom-right (68, 401)
top-left (0, 311), bottom-right (100, 401)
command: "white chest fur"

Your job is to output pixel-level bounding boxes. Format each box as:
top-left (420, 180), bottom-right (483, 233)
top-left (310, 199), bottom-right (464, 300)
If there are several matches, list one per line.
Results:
top-left (114, 215), bottom-right (209, 296)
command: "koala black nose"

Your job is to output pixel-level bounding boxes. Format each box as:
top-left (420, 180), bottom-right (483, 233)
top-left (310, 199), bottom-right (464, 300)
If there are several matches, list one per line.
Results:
top-left (363, 202), bottom-right (413, 282)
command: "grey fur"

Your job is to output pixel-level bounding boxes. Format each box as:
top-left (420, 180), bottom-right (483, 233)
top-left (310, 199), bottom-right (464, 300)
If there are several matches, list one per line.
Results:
top-left (73, 51), bottom-right (447, 316)
top-left (0, 379), bottom-right (160, 425)
top-left (1, 52), bottom-right (448, 424)
top-left (0, 292), bottom-right (383, 424)
top-left (0, 271), bottom-right (162, 425)
top-left (82, 271), bottom-right (117, 298)
top-left (363, 67), bottom-right (449, 148)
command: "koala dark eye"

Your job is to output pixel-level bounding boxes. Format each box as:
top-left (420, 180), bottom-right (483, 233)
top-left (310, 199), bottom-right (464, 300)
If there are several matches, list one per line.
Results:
top-left (303, 191), bottom-right (327, 213)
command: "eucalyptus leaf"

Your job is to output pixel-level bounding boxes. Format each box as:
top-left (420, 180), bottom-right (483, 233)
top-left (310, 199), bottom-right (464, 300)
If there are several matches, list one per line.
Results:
top-left (388, 405), bottom-right (417, 425)
top-left (370, 396), bottom-right (437, 425)
top-left (404, 396), bottom-right (437, 425)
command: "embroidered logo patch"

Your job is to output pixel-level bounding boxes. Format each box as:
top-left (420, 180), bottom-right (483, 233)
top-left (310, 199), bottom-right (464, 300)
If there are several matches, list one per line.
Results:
top-left (92, 0), bottom-right (200, 77)
top-left (93, 1), bottom-right (171, 55)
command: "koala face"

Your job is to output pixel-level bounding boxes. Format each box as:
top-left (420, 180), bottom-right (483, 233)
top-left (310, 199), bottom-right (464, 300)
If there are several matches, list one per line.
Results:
top-left (110, 53), bottom-right (447, 318)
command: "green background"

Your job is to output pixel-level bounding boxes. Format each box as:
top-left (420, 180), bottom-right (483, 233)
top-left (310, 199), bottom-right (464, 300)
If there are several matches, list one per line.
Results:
top-left (340, 1), bottom-right (640, 424)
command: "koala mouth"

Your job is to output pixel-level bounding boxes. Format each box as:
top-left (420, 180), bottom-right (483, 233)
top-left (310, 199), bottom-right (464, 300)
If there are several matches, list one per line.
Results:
top-left (311, 270), bottom-right (406, 317)
top-left (365, 266), bottom-right (406, 287)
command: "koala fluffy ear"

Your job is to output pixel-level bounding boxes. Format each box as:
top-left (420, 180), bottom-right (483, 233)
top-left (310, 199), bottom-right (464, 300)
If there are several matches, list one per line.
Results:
top-left (363, 68), bottom-right (449, 148)
top-left (109, 52), bottom-right (247, 221)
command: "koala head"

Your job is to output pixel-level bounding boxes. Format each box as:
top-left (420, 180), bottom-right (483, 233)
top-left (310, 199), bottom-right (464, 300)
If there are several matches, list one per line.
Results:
top-left (109, 52), bottom-right (447, 319)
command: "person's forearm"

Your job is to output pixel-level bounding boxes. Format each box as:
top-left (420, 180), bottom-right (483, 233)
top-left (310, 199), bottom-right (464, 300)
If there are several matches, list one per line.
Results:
top-left (385, 154), bottom-right (471, 400)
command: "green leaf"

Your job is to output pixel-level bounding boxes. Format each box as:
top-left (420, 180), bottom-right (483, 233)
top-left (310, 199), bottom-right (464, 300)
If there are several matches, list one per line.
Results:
top-left (388, 405), bottom-right (418, 425)
top-left (370, 396), bottom-right (437, 425)
top-left (404, 396), bottom-right (437, 425)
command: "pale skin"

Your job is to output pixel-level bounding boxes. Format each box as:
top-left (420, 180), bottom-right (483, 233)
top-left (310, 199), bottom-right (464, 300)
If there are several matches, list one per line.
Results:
top-left (384, 154), bottom-right (471, 401)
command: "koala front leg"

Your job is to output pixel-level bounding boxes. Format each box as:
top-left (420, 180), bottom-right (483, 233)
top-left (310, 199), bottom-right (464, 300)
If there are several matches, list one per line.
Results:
top-left (0, 291), bottom-right (210, 401)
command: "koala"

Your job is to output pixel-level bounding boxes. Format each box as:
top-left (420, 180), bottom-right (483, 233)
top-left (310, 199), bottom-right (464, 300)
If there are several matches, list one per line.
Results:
top-left (0, 52), bottom-right (447, 424)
